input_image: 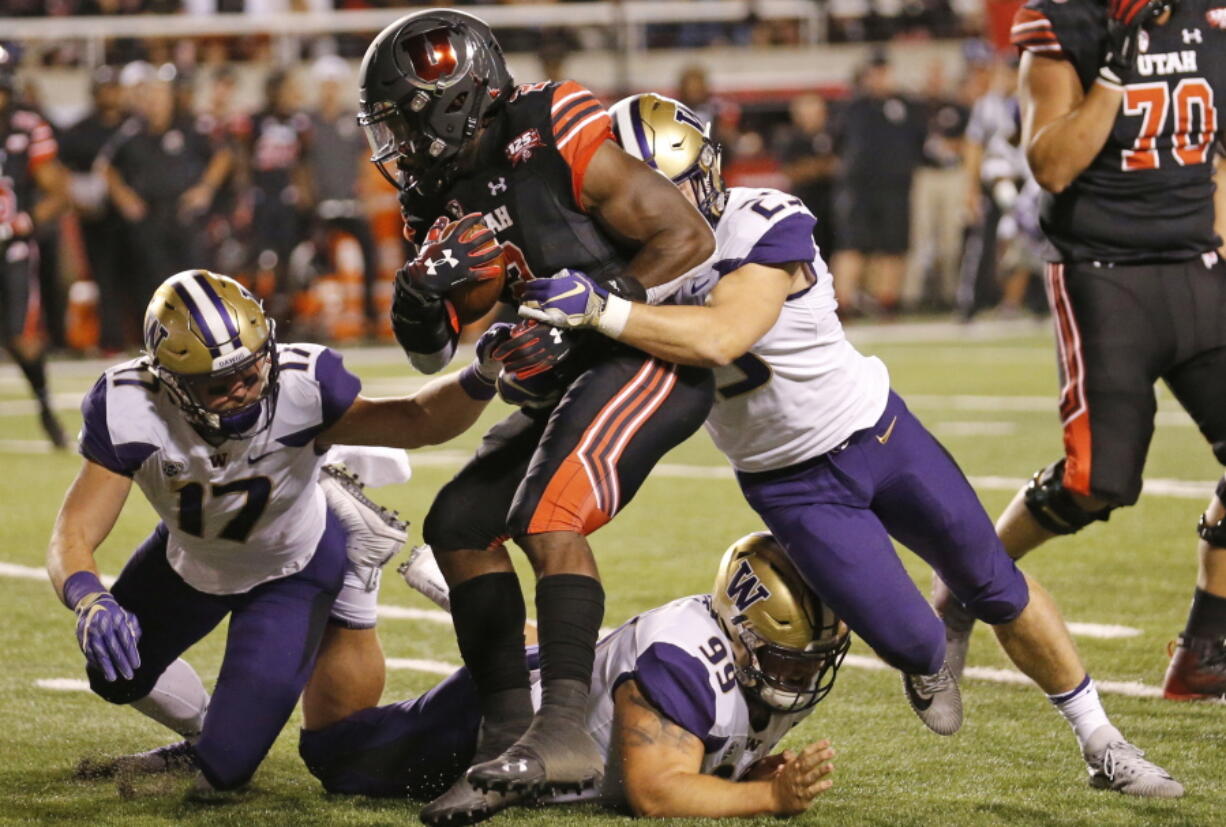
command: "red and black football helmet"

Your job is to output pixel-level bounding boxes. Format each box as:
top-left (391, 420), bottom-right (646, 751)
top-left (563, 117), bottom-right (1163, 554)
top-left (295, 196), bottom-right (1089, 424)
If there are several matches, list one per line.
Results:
top-left (358, 10), bottom-right (513, 196)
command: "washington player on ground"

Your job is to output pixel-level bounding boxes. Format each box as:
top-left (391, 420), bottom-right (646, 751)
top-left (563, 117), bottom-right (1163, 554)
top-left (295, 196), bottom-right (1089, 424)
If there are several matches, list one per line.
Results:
top-left (521, 92), bottom-right (1183, 798)
top-left (0, 45), bottom-right (71, 449)
top-left (300, 533), bottom-right (844, 821)
top-left (937, 0), bottom-right (1226, 702)
top-left (357, 11), bottom-right (717, 822)
top-left (47, 269), bottom-right (509, 792)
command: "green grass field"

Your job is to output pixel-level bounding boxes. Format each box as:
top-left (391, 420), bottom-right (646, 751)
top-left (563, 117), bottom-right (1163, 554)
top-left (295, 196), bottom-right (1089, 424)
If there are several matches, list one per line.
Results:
top-left (1, 320), bottom-right (1222, 825)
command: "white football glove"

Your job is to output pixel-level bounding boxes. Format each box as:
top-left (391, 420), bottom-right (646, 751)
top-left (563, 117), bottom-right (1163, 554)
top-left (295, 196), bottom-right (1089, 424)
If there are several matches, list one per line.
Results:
top-left (319, 463), bottom-right (408, 591)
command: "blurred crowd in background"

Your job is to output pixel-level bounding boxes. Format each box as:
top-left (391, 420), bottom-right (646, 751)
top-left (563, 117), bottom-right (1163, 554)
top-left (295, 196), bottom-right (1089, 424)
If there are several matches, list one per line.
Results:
top-left (2, 1), bottom-right (1044, 356)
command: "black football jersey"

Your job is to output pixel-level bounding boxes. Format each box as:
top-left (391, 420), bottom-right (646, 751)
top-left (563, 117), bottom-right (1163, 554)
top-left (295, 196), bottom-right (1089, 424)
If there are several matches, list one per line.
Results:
top-left (0, 106), bottom-right (57, 228)
top-left (406, 80), bottom-right (635, 298)
top-left (1013, 0), bottom-right (1226, 263)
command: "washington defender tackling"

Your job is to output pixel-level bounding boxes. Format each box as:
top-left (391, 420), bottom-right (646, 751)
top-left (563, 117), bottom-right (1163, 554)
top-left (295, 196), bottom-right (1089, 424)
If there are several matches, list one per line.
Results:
top-left (300, 533), bottom-right (845, 821)
top-left (48, 269), bottom-right (507, 791)
top-left (521, 92), bottom-right (1183, 797)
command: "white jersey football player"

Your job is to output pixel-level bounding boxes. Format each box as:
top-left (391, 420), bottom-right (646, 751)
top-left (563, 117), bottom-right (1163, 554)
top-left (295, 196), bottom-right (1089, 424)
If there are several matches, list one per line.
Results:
top-left (48, 268), bottom-right (510, 793)
top-left (519, 94), bottom-right (1184, 798)
top-left (300, 532), bottom-right (847, 821)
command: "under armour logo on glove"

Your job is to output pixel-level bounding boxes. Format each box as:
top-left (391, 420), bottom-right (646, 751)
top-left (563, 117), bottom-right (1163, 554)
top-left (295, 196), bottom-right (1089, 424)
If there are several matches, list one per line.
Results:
top-left (425, 249), bottom-right (459, 275)
top-left (397, 213), bottom-right (501, 301)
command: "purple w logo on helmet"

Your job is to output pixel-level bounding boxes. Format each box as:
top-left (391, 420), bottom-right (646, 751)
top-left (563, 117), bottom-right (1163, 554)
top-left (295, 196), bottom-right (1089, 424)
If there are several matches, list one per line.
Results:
top-left (726, 559), bottom-right (771, 612)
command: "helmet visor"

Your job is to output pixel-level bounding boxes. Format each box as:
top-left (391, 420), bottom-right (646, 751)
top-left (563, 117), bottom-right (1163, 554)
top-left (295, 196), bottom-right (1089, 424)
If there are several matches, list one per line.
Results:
top-left (359, 100), bottom-right (416, 165)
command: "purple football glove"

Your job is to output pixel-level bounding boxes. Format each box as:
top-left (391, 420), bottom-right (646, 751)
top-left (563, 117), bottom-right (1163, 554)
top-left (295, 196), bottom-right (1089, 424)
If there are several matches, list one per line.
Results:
top-left (67, 572), bottom-right (141, 683)
top-left (517, 269), bottom-right (613, 330)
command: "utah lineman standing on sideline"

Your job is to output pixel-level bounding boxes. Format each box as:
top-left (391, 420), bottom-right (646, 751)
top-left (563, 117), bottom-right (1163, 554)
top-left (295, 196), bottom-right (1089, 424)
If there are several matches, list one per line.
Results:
top-left (357, 10), bottom-right (715, 823)
top-left (937, 0), bottom-right (1226, 700)
top-left (47, 269), bottom-right (507, 792)
top-left (522, 92), bottom-right (1183, 797)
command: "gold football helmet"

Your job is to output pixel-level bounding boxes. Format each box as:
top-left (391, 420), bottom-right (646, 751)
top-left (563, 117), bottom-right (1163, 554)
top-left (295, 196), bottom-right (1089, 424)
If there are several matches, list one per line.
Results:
top-left (712, 532), bottom-right (850, 712)
top-left (609, 92), bottom-right (726, 222)
top-left (143, 270), bottom-right (278, 439)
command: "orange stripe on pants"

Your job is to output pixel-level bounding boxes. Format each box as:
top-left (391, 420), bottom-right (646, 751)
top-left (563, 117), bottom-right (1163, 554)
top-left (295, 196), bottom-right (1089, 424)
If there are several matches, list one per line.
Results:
top-left (525, 359), bottom-right (669, 535)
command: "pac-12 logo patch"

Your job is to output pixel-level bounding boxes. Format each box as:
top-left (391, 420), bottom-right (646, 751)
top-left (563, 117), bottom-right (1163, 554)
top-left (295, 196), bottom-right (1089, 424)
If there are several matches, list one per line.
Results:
top-left (162, 459), bottom-right (185, 478)
top-left (725, 559), bottom-right (772, 612)
top-left (505, 129), bottom-right (543, 166)
top-left (1207, 8), bottom-right (1226, 28)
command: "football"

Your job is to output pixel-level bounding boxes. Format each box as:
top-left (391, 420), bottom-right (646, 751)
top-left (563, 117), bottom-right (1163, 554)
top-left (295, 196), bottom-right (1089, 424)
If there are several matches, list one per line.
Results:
top-left (448, 247), bottom-right (506, 325)
top-left (433, 217), bottom-right (506, 325)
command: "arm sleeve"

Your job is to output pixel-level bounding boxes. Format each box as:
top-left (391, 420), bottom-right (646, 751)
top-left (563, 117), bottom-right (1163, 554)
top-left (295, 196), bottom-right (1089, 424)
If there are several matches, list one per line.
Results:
top-left (314, 348), bottom-right (363, 431)
top-left (77, 376), bottom-right (156, 476)
top-left (1011, 5), bottom-right (1064, 58)
top-left (550, 81), bottom-right (614, 208)
top-left (714, 212), bottom-right (817, 276)
top-left (631, 642), bottom-right (718, 741)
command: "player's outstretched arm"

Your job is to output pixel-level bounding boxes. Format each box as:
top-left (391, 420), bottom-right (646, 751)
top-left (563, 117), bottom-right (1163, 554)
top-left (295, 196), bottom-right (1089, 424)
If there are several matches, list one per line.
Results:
top-left (1020, 52), bottom-right (1122, 193)
top-left (47, 459), bottom-right (143, 683)
top-left (613, 680), bottom-right (834, 818)
top-left (47, 459), bottom-right (132, 601)
top-left (581, 140), bottom-right (715, 290)
top-left (319, 324), bottom-right (511, 451)
top-left (521, 261), bottom-right (794, 368)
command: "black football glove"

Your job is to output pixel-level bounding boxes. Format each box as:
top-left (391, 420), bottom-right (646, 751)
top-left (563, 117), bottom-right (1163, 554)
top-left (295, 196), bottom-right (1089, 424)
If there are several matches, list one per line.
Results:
top-left (397, 213), bottom-right (502, 302)
top-left (1101, 0), bottom-right (1169, 86)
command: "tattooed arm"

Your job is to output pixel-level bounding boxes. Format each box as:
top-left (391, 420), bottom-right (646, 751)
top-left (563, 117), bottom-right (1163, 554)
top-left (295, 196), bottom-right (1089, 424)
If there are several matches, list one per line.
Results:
top-left (612, 679), bottom-right (835, 818)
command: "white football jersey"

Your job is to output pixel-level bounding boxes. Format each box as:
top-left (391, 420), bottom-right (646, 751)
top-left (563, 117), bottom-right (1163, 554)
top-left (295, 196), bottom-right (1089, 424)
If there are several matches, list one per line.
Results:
top-left (668, 187), bottom-right (890, 472)
top-left (535, 595), bottom-right (811, 807)
top-left (78, 343), bottom-right (362, 594)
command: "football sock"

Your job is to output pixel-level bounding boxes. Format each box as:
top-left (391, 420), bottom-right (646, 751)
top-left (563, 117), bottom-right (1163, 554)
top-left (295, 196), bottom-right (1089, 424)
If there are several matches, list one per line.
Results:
top-left (450, 572), bottom-right (529, 697)
top-left (1184, 587), bottom-right (1226, 639)
top-left (1047, 674), bottom-right (1110, 749)
top-left (129, 658), bottom-right (210, 739)
top-left (535, 573), bottom-right (605, 697)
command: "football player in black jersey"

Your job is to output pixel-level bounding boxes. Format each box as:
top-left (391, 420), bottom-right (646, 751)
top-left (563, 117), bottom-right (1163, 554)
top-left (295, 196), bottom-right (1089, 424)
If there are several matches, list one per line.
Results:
top-left (936, 0), bottom-right (1226, 706)
top-left (358, 10), bottom-right (717, 825)
top-left (0, 45), bottom-right (70, 449)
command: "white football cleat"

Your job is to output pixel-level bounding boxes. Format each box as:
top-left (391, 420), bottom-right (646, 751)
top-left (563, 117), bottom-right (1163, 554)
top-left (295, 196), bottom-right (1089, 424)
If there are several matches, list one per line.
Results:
top-left (399, 544), bottom-right (451, 611)
top-left (1082, 725), bottom-right (1184, 798)
top-left (902, 662), bottom-right (963, 736)
top-left (320, 463), bottom-right (408, 590)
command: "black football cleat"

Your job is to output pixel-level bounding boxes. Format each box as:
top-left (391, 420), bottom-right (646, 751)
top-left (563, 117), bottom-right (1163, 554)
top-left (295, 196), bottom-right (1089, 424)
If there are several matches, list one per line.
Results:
top-left (419, 773), bottom-right (519, 826)
top-left (1162, 634), bottom-right (1226, 700)
top-left (76, 739), bottom-right (197, 780)
top-left (466, 713), bottom-right (603, 796)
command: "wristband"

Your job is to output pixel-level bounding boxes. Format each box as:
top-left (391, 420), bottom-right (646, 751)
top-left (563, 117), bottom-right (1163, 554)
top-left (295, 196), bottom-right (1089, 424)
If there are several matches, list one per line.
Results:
top-left (458, 362), bottom-right (498, 401)
top-left (596, 293), bottom-right (632, 339)
top-left (63, 570), bottom-right (107, 610)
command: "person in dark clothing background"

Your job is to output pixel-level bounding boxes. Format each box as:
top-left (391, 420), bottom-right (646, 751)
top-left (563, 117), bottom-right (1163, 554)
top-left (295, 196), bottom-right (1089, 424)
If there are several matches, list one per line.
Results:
top-left (101, 63), bottom-right (231, 318)
top-left (830, 51), bottom-right (926, 317)
top-left (775, 92), bottom-right (838, 260)
top-left (59, 65), bottom-right (130, 351)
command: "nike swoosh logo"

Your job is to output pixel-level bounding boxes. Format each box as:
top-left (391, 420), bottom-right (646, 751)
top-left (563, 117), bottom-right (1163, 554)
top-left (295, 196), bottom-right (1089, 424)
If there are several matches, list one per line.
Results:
top-left (875, 415), bottom-right (898, 445)
top-left (248, 450), bottom-right (276, 464)
top-left (547, 283), bottom-right (587, 304)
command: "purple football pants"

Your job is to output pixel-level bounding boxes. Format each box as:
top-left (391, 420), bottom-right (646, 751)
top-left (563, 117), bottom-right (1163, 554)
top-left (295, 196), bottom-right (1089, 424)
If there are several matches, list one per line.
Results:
top-left (737, 391), bottom-right (1029, 675)
top-left (91, 512), bottom-right (347, 790)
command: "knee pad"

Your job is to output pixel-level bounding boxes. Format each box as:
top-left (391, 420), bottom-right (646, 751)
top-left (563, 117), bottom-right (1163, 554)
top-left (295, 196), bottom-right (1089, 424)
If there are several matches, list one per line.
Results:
top-left (1196, 477), bottom-right (1226, 547)
top-left (1023, 459), bottom-right (1115, 535)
